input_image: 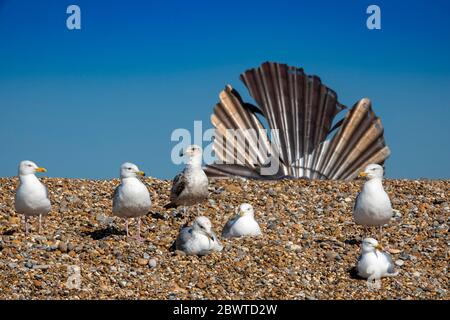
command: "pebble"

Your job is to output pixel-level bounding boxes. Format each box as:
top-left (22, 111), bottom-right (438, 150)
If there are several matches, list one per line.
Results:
top-left (137, 258), bottom-right (149, 266)
top-left (148, 258), bottom-right (157, 268)
top-left (0, 177), bottom-right (447, 300)
top-left (395, 259), bottom-right (405, 267)
top-left (58, 242), bottom-right (68, 253)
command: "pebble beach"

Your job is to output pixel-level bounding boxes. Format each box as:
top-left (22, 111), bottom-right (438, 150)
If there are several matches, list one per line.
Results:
top-left (0, 177), bottom-right (448, 300)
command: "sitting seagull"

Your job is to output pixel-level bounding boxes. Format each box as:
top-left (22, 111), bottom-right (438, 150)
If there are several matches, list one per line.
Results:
top-left (353, 163), bottom-right (393, 240)
top-left (14, 160), bottom-right (51, 234)
top-left (112, 162), bottom-right (151, 241)
top-left (357, 238), bottom-right (398, 279)
top-left (175, 216), bottom-right (223, 255)
top-left (222, 203), bottom-right (262, 238)
top-left (164, 145), bottom-right (208, 216)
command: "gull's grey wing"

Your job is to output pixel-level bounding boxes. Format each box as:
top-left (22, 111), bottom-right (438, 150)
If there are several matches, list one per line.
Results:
top-left (353, 191), bottom-right (361, 211)
top-left (170, 173), bottom-right (187, 201)
top-left (221, 215), bottom-right (239, 238)
top-left (175, 226), bottom-right (192, 250)
top-left (164, 173), bottom-right (188, 209)
top-left (382, 252), bottom-right (397, 274)
top-left (112, 185), bottom-right (121, 212)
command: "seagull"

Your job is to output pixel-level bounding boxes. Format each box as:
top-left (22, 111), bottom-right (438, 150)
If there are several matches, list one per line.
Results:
top-left (164, 145), bottom-right (209, 216)
top-left (222, 203), bottom-right (262, 238)
top-left (357, 238), bottom-right (398, 279)
top-left (353, 163), bottom-right (393, 240)
top-left (14, 160), bottom-right (51, 234)
top-left (112, 162), bottom-right (151, 241)
top-left (175, 216), bottom-right (223, 255)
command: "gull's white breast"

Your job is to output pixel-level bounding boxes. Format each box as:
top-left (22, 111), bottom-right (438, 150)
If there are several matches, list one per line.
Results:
top-left (357, 251), bottom-right (394, 279)
top-left (15, 176), bottom-right (51, 217)
top-left (353, 180), bottom-right (393, 226)
top-left (113, 178), bottom-right (151, 218)
top-left (223, 215), bottom-right (261, 238)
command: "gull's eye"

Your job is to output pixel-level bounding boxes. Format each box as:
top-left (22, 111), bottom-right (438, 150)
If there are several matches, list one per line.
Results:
top-left (128, 167), bottom-right (132, 170)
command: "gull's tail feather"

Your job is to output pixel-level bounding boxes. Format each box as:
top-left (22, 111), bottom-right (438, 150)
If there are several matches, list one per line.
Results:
top-left (163, 202), bottom-right (177, 209)
top-left (205, 62), bottom-right (390, 180)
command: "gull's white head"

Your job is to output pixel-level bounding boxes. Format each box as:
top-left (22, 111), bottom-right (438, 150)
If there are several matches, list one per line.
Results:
top-left (238, 203), bottom-right (254, 218)
top-left (120, 162), bottom-right (145, 179)
top-left (181, 145), bottom-right (203, 166)
top-left (18, 160), bottom-right (47, 176)
top-left (192, 216), bottom-right (214, 240)
top-left (361, 237), bottom-right (383, 253)
top-left (359, 163), bottom-right (384, 180)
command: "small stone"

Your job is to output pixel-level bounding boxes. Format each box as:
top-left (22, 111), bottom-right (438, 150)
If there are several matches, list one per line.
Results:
top-left (67, 243), bottom-right (75, 252)
top-left (395, 259), bottom-right (404, 266)
top-left (137, 258), bottom-right (149, 266)
top-left (58, 242), bottom-right (68, 253)
top-left (325, 251), bottom-right (340, 261)
top-left (143, 252), bottom-right (150, 260)
top-left (148, 258), bottom-right (157, 268)
top-left (33, 280), bottom-right (43, 288)
top-left (175, 250), bottom-right (186, 256)
top-left (33, 264), bottom-right (50, 270)
top-left (8, 216), bottom-right (21, 225)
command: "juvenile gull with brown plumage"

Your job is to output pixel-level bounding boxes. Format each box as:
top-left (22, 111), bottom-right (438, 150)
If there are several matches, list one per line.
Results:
top-left (164, 145), bottom-right (208, 216)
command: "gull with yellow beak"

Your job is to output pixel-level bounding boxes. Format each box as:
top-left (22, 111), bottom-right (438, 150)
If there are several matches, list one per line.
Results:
top-left (222, 203), bottom-right (262, 238)
top-left (353, 163), bottom-right (393, 240)
top-left (112, 162), bottom-right (151, 241)
top-left (14, 160), bottom-right (51, 234)
top-left (357, 238), bottom-right (398, 279)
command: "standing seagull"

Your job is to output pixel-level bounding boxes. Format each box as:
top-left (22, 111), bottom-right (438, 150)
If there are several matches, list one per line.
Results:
top-left (164, 145), bottom-right (208, 216)
top-left (112, 162), bottom-right (151, 241)
top-left (15, 160), bottom-right (51, 234)
top-left (357, 238), bottom-right (398, 279)
top-left (175, 216), bottom-right (223, 255)
top-left (222, 203), bottom-right (262, 238)
top-left (353, 163), bottom-right (393, 240)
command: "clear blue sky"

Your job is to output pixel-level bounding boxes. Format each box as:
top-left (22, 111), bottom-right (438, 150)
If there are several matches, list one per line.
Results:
top-left (0, 0), bottom-right (449, 179)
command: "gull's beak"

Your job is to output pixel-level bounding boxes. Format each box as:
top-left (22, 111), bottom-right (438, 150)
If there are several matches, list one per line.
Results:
top-left (359, 171), bottom-right (367, 178)
top-left (36, 167), bottom-right (47, 173)
top-left (137, 171), bottom-right (145, 177)
top-left (375, 244), bottom-right (383, 251)
top-left (203, 231), bottom-right (214, 242)
top-left (239, 210), bottom-right (245, 217)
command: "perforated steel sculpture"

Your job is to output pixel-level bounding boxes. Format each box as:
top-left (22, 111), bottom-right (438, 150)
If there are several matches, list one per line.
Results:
top-left (204, 62), bottom-right (390, 180)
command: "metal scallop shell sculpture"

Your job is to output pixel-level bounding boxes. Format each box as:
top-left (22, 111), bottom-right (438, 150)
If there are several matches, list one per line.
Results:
top-left (204, 62), bottom-right (390, 180)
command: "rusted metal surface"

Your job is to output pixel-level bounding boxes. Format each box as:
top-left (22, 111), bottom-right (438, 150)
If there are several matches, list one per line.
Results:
top-left (204, 62), bottom-right (390, 180)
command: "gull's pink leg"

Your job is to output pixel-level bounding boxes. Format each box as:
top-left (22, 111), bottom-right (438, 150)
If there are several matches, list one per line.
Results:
top-left (134, 217), bottom-right (143, 242)
top-left (38, 215), bottom-right (42, 234)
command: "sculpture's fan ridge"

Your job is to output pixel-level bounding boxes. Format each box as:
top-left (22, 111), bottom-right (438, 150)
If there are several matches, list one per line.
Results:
top-left (205, 62), bottom-right (390, 180)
